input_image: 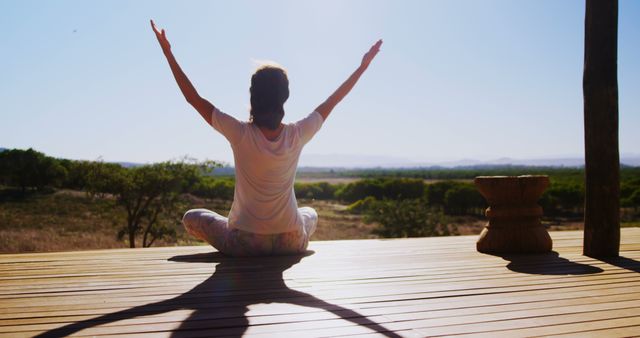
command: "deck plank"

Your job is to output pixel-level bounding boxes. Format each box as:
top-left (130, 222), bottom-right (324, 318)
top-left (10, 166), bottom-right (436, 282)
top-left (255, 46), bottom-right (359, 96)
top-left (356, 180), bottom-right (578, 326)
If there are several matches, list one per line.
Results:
top-left (1, 228), bottom-right (639, 337)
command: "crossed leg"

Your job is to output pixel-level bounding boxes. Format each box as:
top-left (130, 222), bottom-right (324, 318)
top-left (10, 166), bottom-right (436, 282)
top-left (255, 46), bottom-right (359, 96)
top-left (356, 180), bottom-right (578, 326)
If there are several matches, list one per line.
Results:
top-left (182, 207), bottom-right (318, 256)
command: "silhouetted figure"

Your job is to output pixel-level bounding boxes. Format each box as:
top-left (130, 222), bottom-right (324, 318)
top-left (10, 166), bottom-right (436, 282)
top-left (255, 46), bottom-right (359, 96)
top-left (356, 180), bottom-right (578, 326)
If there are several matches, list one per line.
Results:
top-left (37, 252), bottom-right (402, 337)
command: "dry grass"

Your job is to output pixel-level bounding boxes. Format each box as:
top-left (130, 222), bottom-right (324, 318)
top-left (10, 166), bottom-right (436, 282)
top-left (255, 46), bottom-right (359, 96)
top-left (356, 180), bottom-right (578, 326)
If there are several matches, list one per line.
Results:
top-left (298, 199), bottom-right (380, 240)
top-left (0, 228), bottom-right (124, 253)
top-left (294, 177), bottom-right (474, 184)
top-left (2, 189), bottom-right (626, 254)
top-left (295, 177), bottom-right (360, 184)
top-left (0, 191), bottom-right (382, 253)
top-left (0, 190), bottom-right (123, 252)
top-left (0, 190), bottom-right (209, 253)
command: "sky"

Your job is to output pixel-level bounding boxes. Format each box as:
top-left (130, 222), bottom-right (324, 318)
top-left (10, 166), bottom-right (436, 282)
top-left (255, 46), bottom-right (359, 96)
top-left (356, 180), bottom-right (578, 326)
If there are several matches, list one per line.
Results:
top-left (1, 0), bottom-right (639, 167)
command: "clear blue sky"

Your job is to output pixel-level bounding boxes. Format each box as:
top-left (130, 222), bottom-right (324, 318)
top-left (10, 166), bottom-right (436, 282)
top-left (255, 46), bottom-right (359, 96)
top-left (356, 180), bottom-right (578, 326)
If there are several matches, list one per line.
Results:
top-left (1, 0), bottom-right (638, 166)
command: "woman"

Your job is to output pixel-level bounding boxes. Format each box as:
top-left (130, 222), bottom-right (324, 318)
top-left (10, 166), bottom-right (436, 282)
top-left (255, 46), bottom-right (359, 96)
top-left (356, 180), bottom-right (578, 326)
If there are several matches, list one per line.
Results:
top-left (151, 20), bottom-right (381, 256)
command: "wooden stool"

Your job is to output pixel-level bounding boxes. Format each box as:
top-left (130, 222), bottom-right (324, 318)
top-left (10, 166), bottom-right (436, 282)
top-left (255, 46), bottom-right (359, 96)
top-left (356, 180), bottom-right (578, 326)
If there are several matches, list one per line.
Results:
top-left (475, 175), bottom-right (553, 253)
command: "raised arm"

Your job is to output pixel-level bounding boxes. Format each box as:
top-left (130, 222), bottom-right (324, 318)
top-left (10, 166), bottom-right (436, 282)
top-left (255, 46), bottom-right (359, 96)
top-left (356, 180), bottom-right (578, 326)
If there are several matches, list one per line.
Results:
top-left (315, 39), bottom-right (382, 121)
top-left (151, 20), bottom-right (213, 125)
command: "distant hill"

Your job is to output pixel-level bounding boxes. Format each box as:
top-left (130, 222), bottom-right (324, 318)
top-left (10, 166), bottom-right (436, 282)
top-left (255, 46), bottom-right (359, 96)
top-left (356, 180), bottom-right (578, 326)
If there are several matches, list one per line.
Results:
top-left (1, 147), bottom-right (639, 170)
top-left (115, 162), bottom-right (143, 168)
top-left (298, 153), bottom-right (640, 168)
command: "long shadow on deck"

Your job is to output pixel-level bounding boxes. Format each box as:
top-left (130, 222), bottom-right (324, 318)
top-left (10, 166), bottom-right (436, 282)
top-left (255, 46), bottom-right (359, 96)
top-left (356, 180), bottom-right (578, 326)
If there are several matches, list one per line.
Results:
top-left (600, 256), bottom-right (640, 273)
top-left (490, 251), bottom-right (604, 275)
top-left (36, 251), bottom-right (402, 337)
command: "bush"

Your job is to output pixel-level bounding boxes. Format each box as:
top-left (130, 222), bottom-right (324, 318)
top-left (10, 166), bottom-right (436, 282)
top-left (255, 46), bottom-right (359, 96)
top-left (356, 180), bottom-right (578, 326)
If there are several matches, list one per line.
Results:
top-left (622, 188), bottom-right (640, 209)
top-left (621, 178), bottom-right (640, 205)
top-left (294, 182), bottom-right (339, 200)
top-left (424, 181), bottom-right (463, 206)
top-left (382, 178), bottom-right (425, 200)
top-left (443, 184), bottom-right (485, 215)
top-left (364, 199), bottom-right (452, 238)
top-left (345, 196), bottom-right (377, 214)
top-left (336, 178), bottom-right (425, 203)
top-left (539, 182), bottom-right (584, 215)
top-left (335, 179), bottom-right (382, 202)
top-left (192, 176), bottom-right (235, 200)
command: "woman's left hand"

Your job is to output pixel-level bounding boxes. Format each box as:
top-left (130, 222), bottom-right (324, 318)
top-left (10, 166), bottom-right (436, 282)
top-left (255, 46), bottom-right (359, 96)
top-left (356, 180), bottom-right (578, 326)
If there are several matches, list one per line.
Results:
top-left (361, 39), bottom-right (382, 70)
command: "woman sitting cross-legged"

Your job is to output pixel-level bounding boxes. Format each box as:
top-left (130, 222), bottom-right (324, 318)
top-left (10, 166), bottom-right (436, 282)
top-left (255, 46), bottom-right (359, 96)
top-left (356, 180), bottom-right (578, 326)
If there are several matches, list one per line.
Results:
top-left (151, 20), bottom-right (382, 256)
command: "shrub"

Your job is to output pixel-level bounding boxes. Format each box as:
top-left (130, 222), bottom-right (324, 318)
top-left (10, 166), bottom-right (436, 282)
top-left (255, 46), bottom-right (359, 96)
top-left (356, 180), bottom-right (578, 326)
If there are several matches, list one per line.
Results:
top-left (345, 196), bottom-right (377, 214)
top-left (443, 184), bottom-right (485, 215)
top-left (424, 180), bottom-right (462, 206)
top-left (539, 182), bottom-right (584, 215)
top-left (294, 182), bottom-right (338, 200)
top-left (192, 176), bottom-right (235, 200)
top-left (622, 188), bottom-right (640, 209)
top-left (336, 178), bottom-right (425, 203)
top-left (364, 199), bottom-right (452, 238)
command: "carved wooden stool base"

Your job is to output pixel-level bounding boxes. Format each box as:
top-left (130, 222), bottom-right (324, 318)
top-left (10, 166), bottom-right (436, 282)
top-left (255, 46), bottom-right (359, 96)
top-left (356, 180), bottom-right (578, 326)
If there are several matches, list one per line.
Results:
top-left (474, 176), bottom-right (552, 254)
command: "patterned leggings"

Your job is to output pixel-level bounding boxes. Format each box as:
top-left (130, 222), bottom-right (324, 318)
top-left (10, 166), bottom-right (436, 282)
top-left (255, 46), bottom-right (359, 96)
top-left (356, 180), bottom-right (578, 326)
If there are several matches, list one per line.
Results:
top-left (182, 207), bottom-right (318, 257)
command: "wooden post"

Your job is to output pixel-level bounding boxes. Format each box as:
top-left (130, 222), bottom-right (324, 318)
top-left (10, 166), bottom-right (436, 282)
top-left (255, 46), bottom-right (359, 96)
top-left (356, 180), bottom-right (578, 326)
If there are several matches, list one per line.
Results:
top-left (583, 0), bottom-right (620, 257)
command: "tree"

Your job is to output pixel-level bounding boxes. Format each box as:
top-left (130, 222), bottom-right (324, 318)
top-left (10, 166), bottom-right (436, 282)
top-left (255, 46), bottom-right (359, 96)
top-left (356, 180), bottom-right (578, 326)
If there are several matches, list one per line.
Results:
top-left (85, 161), bottom-right (127, 198)
top-left (91, 160), bottom-right (217, 248)
top-left (0, 148), bottom-right (67, 191)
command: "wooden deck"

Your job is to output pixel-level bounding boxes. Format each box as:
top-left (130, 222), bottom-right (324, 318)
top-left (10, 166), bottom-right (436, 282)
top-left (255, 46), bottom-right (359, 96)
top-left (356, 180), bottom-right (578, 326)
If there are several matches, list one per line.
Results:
top-left (1, 229), bottom-right (640, 337)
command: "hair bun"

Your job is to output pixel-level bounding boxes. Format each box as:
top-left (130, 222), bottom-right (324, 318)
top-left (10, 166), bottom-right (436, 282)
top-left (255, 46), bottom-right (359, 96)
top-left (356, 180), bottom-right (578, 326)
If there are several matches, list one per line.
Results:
top-left (249, 66), bottom-right (289, 130)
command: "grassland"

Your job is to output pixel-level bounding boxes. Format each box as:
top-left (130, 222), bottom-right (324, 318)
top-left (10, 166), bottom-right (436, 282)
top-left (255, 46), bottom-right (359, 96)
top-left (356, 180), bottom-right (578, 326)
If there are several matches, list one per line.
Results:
top-left (2, 148), bottom-right (638, 253)
top-left (2, 188), bottom-right (593, 254)
top-left (0, 190), bottom-right (384, 253)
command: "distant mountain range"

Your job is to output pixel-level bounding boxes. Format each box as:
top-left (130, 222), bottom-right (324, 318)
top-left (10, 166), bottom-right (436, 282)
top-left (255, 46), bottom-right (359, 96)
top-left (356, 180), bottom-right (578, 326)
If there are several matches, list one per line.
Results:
top-left (2, 147), bottom-right (639, 170)
top-left (297, 153), bottom-right (640, 168)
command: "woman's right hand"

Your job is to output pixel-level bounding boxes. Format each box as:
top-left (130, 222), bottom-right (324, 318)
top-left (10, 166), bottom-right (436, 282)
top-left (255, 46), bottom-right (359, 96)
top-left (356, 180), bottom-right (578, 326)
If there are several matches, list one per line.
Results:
top-left (150, 19), bottom-right (171, 53)
top-left (149, 18), bottom-right (214, 125)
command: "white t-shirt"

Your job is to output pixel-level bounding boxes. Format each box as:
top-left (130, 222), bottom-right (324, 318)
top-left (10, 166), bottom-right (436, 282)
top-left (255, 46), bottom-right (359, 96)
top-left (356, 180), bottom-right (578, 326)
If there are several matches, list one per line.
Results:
top-left (209, 107), bottom-right (324, 234)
